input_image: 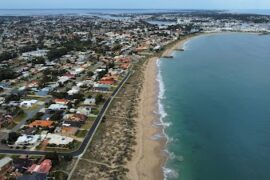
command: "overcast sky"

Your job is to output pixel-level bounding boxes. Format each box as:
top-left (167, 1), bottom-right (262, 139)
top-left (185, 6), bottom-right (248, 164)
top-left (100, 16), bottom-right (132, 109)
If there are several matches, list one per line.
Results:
top-left (1, 0), bottom-right (269, 10)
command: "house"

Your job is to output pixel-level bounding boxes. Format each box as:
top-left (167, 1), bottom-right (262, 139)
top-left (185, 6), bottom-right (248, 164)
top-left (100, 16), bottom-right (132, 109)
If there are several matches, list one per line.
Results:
top-left (27, 80), bottom-right (40, 88)
top-left (54, 98), bottom-right (70, 105)
top-left (77, 106), bottom-right (91, 116)
top-left (36, 87), bottom-right (51, 97)
top-left (48, 104), bottom-right (68, 111)
top-left (71, 67), bottom-right (84, 75)
top-left (62, 121), bottom-right (82, 128)
top-left (20, 100), bottom-right (38, 108)
top-left (60, 126), bottom-right (78, 136)
top-left (22, 50), bottom-right (48, 60)
top-left (0, 157), bottom-right (13, 177)
top-left (76, 80), bottom-right (93, 88)
top-left (27, 159), bottom-right (52, 174)
top-left (15, 135), bottom-right (41, 147)
top-left (63, 113), bottom-right (87, 127)
top-left (63, 72), bottom-right (76, 79)
top-left (28, 120), bottom-right (54, 128)
top-left (99, 80), bottom-right (115, 85)
top-left (83, 98), bottom-right (96, 106)
top-left (63, 113), bottom-right (87, 122)
top-left (58, 76), bottom-right (70, 84)
top-left (99, 76), bottom-right (116, 85)
top-left (93, 83), bottom-right (111, 92)
top-left (0, 114), bottom-right (13, 128)
top-left (67, 86), bottom-right (80, 96)
top-left (46, 133), bottom-right (74, 146)
top-left (120, 63), bottom-right (130, 70)
top-left (0, 97), bottom-right (5, 105)
top-left (21, 127), bottom-right (38, 135)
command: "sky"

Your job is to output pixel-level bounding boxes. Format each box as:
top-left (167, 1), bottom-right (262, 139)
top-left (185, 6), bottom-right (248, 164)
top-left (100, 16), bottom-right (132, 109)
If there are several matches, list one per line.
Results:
top-left (0, 0), bottom-right (270, 10)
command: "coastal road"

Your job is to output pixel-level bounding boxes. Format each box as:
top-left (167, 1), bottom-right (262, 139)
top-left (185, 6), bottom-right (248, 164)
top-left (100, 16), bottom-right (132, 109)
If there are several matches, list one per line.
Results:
top-left (0, 70), bottom-right (133, 157)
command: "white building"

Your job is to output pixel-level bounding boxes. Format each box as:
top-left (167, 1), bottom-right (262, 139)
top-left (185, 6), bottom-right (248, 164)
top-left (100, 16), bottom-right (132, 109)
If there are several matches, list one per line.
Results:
top-left (46, 133), bottom-right (73, 146)
top-left (22, 50), bottom-right (49, 60)
top-left (48, 104), bottom-right (68, 111)
top-left (58, 76), bottom-right (70, 84)
top-left (15, 135), bottom-right (41, 147)
top-left (20, 100), bottom-right (38, 108)
top-left (77, 106), bottom-right (91, 116)
top-left (83, 98), bottom-right (96, 106)
top-left (67, 86), bottom-right (80, 96)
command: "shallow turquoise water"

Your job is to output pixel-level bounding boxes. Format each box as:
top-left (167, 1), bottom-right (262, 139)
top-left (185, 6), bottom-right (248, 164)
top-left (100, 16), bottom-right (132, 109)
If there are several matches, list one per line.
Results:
top-left (160, 33), bottom-right (270, 180)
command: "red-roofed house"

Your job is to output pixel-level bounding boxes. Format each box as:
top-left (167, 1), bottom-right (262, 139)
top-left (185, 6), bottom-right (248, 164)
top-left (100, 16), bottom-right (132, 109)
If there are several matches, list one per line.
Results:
top-left (117, 57), bottom-right (131, 63)
top-left (98, 80), bottom-right (115, 85)
top-left (64, 72), bottom-right (76, 79)
top-left (28, 120), bottom-right (54, 128)
top-left (120, 63), bottom-right (130, 70)
top-left (99, 76), bottom-right (116, 85)
top-left (27, 80), bottom-right (40, 88)
top-left (54, 98), bottom-right (70, 105)
top-left (27, 159), bottom-right (52, 174)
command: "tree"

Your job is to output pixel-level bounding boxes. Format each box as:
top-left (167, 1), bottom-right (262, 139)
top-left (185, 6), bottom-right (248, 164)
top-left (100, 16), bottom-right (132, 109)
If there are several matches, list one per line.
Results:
top-left (31, 57), bottom-right (45, 64)
top-left (96, 69), bottom-right (107, 80)
top-left (47, 47), bottom-right (68, 60)
top-left (8, 132), bottom-right (21, 144)
top-left (1, 139), bottom-right (7, 144)
top-left (87, 71), bottom-right (94, 77)
top-left (63, 154), bottom-right (73, 162)
top-left (50, 111), bottom-right (63, 121)
top-left (107, 62), bottom-right (115, 69)
top-left (0, 51), bottom-right (17, 62)
top-left (0, 67), bottom-right (18, 81)
top-left (95, 94), bottom-right (104, 104)
top-left (45, 151), bottom-right (60, 166)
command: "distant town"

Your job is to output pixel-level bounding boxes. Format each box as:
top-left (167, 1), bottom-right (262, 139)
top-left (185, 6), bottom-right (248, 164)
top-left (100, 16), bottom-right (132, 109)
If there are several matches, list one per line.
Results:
top-left (0, 10), bottom-right (269, 179)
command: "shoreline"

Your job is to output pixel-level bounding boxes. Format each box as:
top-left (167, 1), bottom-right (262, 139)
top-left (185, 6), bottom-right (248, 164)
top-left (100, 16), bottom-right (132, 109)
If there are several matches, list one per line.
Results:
top-left (126, 34), bottom-right (200, 180)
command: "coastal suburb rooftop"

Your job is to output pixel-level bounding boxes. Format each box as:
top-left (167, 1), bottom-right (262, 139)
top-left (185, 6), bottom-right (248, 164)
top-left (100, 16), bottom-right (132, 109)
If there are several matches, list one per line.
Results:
top-left (0, 9), bottom-right (269, 179)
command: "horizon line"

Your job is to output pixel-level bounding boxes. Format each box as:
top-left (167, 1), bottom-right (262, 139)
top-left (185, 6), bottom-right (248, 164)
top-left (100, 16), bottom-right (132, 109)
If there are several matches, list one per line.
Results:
top-left (0, 8), bottom-right (270, 10)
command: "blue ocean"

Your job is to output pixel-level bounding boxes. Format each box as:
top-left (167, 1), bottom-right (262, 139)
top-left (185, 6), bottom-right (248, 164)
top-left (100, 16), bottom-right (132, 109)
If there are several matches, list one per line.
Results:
top-left (158, 33), bottom-right (270, 180)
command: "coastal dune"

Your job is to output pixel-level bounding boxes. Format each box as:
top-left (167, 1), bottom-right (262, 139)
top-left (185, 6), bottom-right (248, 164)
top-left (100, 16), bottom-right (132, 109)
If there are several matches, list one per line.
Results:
top-left (127, 37), bottom-right (192, 180)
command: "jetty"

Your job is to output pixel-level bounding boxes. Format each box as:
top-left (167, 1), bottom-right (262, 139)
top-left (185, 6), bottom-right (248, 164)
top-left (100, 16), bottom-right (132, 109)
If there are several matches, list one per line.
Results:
top-left (175, 48), bottom-right (185, 51)
top-left (161, 55), bottom-right (174, 58)
top-left (259, 32), bottom-right (270, 36)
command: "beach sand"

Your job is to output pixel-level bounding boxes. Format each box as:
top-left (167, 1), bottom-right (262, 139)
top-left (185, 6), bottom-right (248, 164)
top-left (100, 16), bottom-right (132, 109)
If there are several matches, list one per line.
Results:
top-left (126, 36), bottom-right (194, 180)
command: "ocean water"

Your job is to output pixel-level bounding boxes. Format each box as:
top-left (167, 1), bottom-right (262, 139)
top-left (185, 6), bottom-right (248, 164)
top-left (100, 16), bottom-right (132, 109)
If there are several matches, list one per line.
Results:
top-left (0, 9), bottom-right (176, 16)
top-left (228, 9), bottom-right (270, 15)
top-left (158, 33), bottom-right (270, 180)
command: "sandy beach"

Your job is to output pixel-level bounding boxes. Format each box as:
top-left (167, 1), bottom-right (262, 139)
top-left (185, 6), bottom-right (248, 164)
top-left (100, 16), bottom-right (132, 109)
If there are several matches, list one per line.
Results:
top-left (126, 36), bottom-right (194, 180)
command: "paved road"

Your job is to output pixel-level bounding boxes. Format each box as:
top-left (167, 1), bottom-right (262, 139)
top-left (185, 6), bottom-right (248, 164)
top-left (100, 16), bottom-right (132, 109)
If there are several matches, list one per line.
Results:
top-left (0, 71), bottom-right (132, 157)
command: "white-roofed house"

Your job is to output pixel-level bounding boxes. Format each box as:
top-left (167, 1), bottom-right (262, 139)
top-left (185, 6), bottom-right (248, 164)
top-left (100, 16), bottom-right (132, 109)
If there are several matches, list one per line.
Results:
top-left (83, 98), bottom-right (96, 106)
top-left (46, 133), bottom-right (74, 146)
top-left (48, 104), bottom-right (68, 111)
top-left (14, 135), bottom-right (41, 147)
top-left (20, 100), bottom-right (38, 108)
top-left (77, 106), bottom-right (91, 116)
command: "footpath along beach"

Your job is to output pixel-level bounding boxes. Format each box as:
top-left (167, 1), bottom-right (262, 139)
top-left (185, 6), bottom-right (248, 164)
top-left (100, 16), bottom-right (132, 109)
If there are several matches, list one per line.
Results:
top-left (126, 35), bottom-right (198, 180)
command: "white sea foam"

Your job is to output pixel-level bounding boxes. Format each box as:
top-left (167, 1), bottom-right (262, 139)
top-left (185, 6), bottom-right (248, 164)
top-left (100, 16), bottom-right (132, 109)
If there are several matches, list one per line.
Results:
top-left (156, 59), bottom-right (177, 180)
top-left (164, 149), bottom-right (184, 162)
top-left (182, 40), bottom-right (190, 50)
top-left (163, 167), bottom-right (179, 180)
top-left (151, 133), bottom-right (165, 140)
